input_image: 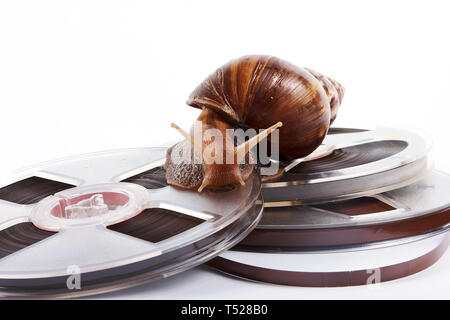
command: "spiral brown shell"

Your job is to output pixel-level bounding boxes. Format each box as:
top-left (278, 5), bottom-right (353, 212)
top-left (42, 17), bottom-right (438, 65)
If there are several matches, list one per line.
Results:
top-left (305, 68), bottom-right (345, 125)
top-left (187, 55), bottom-right (344, 159)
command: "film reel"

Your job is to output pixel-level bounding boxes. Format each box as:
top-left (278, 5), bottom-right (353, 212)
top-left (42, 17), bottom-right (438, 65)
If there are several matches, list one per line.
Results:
top-left (209, 170), bottom-right (450, 286)
top-left (0, 148), bottom-right (262, 298)
top-left (238, 170), bottom-right (450, 249)
top-left (0, 124), bottom-right (445, 294)
top-left (209, 229), bottom-right (449, 287)
top-left (262, 125), bottom-right (432, 205)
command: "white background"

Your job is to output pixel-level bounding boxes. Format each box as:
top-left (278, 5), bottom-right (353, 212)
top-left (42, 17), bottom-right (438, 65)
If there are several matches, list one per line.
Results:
top-left (0, 0), bottom-right (449, 299)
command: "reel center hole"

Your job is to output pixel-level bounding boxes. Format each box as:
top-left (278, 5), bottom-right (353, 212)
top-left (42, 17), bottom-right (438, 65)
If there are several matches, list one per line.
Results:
top-left (51, 192), bottom-right (130, 219)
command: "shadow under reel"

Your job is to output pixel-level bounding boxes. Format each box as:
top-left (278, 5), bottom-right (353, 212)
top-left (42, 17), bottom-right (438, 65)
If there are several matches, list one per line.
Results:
top-left (0, 124), bottom-right (447, 296)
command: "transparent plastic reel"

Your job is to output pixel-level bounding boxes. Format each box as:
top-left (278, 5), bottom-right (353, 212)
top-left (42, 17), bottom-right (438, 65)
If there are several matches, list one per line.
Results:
top-left (212, 228), bottom-right (449, 287)
top-left (211, 169), bottom-right (450, 287)
top-left (0, 148), bottom-right (262, 298)
top-left (262, 125), bottom-right (432, 205)
top-left (238, 170), bottom-right (450, 250)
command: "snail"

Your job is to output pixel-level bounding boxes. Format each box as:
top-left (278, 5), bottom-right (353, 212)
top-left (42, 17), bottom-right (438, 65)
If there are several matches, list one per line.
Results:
top-left (165, 55), bottom-right (344, 192)
top-left (165, 108), bottom-right (282, 192)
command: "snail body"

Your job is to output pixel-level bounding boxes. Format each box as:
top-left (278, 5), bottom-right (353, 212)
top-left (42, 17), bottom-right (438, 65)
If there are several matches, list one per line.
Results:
top-left (165, 55), bottom-right (344, 191)
top-left (165, 108), bottom-right (281, 192)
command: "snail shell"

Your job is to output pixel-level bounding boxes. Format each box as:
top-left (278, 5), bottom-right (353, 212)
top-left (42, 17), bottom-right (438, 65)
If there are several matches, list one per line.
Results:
top-left (187, 55), bottom-right (344, 159)
top-left (305, 68), bottom-right (345, 125)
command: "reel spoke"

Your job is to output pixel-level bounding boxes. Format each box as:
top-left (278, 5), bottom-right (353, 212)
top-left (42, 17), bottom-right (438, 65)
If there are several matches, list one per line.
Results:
top-left (258, 205), bottom-right (351, 229)
top-left (33, 148), bottom-right (166, 186)
top-left (0, 200), bottom-right (32, 231)
top-left (146, 182), bottom-right (256, 221)
top-left (0, 225), bottom-right (157, 277)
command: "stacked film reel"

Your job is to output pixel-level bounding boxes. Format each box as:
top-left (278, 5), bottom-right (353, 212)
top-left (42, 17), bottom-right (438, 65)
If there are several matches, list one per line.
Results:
top-left (0, 148), bottom-right (262, 297)
top-left (0, 124), bottom-right (448, 297)
top-left (208, 125), bottom-right (450, 287)
top-left (261, 125), bottom-right (432, 205)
